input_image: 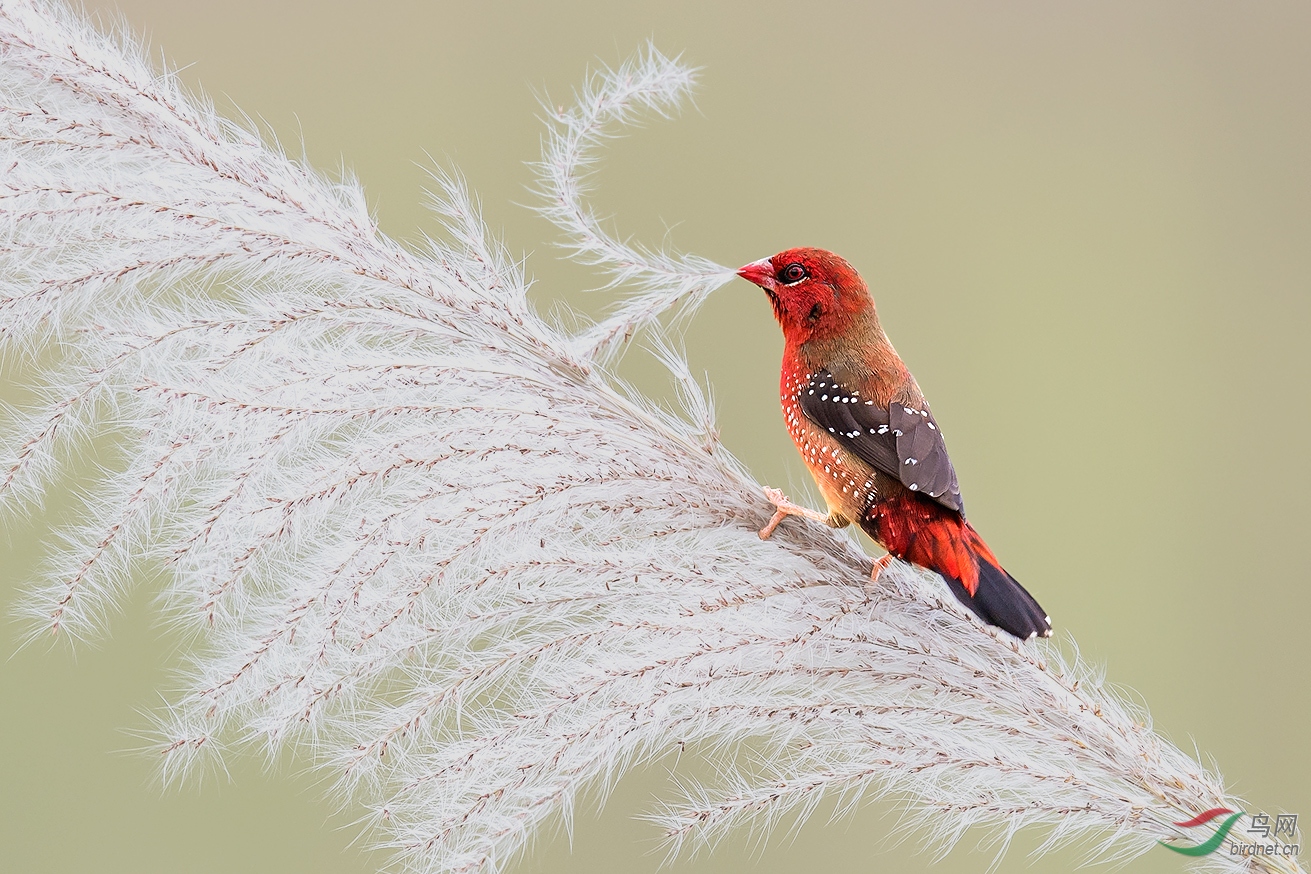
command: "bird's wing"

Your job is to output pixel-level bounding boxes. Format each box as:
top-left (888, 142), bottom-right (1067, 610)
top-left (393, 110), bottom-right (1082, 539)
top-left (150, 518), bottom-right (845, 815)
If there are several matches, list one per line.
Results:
top-left (798, 369), bottom-right (964, 513)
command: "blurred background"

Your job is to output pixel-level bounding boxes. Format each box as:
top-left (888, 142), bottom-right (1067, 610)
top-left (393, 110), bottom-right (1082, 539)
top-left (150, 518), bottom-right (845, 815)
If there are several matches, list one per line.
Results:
top-left (2, 1), bottom-right (1308, 872)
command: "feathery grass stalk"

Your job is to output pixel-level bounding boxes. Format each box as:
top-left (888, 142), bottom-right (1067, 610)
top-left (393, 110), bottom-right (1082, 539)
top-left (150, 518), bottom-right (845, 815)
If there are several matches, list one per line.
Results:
top-left (534, 43), bottom-right (735, 362)
top-left (0, 2), bottom-right (1300, 873)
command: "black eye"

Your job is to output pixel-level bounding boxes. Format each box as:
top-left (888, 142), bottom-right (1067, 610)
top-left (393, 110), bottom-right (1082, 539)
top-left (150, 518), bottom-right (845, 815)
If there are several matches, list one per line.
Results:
top-left (780, 263), bottom-right (808, 284)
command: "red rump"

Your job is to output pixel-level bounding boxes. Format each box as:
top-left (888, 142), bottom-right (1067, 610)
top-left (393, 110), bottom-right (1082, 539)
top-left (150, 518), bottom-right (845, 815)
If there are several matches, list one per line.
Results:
top-left (864, 491), bottom-right (1001, 596)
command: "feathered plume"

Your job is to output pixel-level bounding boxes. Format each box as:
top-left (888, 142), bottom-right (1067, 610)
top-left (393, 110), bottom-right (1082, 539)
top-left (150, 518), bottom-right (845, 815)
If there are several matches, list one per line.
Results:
top-left (0, 3), bottom-right (1299, 873)
top-left (534, 44), bottom-right (734, 362)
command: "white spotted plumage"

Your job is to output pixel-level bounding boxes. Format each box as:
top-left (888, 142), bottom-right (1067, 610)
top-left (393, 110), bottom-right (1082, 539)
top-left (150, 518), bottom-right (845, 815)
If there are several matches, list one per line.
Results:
top-left (779, 367), bottom-right (884, 518)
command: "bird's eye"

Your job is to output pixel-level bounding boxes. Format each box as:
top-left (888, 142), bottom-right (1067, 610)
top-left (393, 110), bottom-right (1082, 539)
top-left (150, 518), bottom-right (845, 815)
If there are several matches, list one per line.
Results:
top-left (780, 263), bottom-right (808, 285)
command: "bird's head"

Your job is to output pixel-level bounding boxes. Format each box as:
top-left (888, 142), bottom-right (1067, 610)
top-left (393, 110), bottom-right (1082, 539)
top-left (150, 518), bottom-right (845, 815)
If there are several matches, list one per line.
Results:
top-left (736, 248), bottom-right (874, 346)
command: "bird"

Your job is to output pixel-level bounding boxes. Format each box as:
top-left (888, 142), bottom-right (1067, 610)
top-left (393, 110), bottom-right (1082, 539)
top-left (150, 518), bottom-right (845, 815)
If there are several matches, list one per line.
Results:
top-left (738, 247), bottom-right (1051, 640)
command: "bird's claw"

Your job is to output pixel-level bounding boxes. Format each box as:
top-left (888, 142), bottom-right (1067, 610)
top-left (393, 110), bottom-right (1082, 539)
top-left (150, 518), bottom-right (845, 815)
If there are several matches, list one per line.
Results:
top-left (870, 553), bottom-right (894, 582)
top-left (758, 487), bottom-right (829, 539)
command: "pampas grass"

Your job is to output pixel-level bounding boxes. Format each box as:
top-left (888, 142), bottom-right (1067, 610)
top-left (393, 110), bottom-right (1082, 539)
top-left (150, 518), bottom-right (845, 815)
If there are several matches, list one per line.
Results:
top-left (0, 2), bottom-right (1300, 873)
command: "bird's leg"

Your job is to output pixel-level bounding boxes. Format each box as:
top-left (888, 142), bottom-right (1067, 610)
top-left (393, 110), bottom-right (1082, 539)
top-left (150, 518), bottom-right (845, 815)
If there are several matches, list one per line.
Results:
top-left (870, 553), bottom-right (895, 582)
top-left (758, 487), bottom-right (835, 539)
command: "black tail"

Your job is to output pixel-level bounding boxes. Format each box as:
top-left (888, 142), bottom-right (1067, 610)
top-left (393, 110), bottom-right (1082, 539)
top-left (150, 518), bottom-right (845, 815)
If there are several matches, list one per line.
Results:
top-left (943, 562), bottom-right (1052, 640)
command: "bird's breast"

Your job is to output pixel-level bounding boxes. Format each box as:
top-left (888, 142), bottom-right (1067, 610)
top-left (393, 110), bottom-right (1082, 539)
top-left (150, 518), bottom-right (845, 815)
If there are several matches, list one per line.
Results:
top-left (779, 362), bottom-right (881, 522)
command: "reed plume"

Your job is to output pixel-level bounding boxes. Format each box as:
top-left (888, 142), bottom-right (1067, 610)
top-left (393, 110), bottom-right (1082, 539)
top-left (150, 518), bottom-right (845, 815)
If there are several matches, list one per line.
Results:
top-left (0, 2), bottom-right (1299, 872)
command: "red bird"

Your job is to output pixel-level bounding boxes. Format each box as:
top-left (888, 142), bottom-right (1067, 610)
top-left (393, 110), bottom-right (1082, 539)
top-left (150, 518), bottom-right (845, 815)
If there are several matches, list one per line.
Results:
top-left (739, 248), bottom-right (1051, 640)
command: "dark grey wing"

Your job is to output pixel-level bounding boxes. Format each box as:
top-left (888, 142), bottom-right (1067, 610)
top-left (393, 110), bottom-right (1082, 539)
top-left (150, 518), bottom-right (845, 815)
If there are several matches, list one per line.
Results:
top-left (798, 369), bottom-right (964, 514)
top-left (889, 401), bottom-right (962, 513)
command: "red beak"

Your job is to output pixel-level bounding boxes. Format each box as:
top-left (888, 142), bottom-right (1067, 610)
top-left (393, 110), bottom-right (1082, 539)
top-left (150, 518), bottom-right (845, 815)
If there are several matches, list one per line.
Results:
top-left (736, 257), bottom-right (776, 290)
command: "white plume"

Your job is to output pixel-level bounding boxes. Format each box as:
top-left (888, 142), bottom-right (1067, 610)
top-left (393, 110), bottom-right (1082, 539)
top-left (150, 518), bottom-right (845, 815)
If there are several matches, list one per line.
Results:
top-left (533, 44), bottom-right (733, 362)
top-left (0, 3), bottom-right (1299, 874)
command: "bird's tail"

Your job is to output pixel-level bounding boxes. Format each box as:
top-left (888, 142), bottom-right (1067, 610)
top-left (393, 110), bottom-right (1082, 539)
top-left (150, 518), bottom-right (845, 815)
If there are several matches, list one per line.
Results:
top-left (942, 559), bottom-right (1052, 641)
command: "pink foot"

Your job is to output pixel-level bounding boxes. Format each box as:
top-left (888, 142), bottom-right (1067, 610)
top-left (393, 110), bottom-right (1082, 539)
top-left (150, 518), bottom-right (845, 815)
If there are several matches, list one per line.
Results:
top-left (870, 553), bottom-right (894, 582)
top-left (758, 487), bottom-right (828, 539)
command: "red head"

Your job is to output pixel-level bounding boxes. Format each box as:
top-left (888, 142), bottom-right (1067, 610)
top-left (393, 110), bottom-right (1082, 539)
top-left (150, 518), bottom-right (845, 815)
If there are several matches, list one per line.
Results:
top-left (737, 248), bottom-right (875, 346)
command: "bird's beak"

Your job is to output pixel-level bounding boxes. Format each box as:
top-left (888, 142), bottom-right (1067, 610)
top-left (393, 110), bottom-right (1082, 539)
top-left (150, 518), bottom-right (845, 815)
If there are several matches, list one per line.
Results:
top-left (736, 258), bottom-right (776, 290)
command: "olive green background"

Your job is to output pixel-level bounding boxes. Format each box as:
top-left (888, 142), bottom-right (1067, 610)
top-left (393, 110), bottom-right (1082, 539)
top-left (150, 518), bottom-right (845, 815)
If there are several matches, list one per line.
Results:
top-left (2, 2), bottom-right (1308, 872)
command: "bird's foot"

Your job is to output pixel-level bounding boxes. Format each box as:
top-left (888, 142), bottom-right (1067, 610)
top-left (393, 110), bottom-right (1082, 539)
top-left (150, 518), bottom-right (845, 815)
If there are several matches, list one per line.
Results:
top-left (870, 553), bottom-right (894, 582)
top-left (758, 487), bottom-right (829, 539)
